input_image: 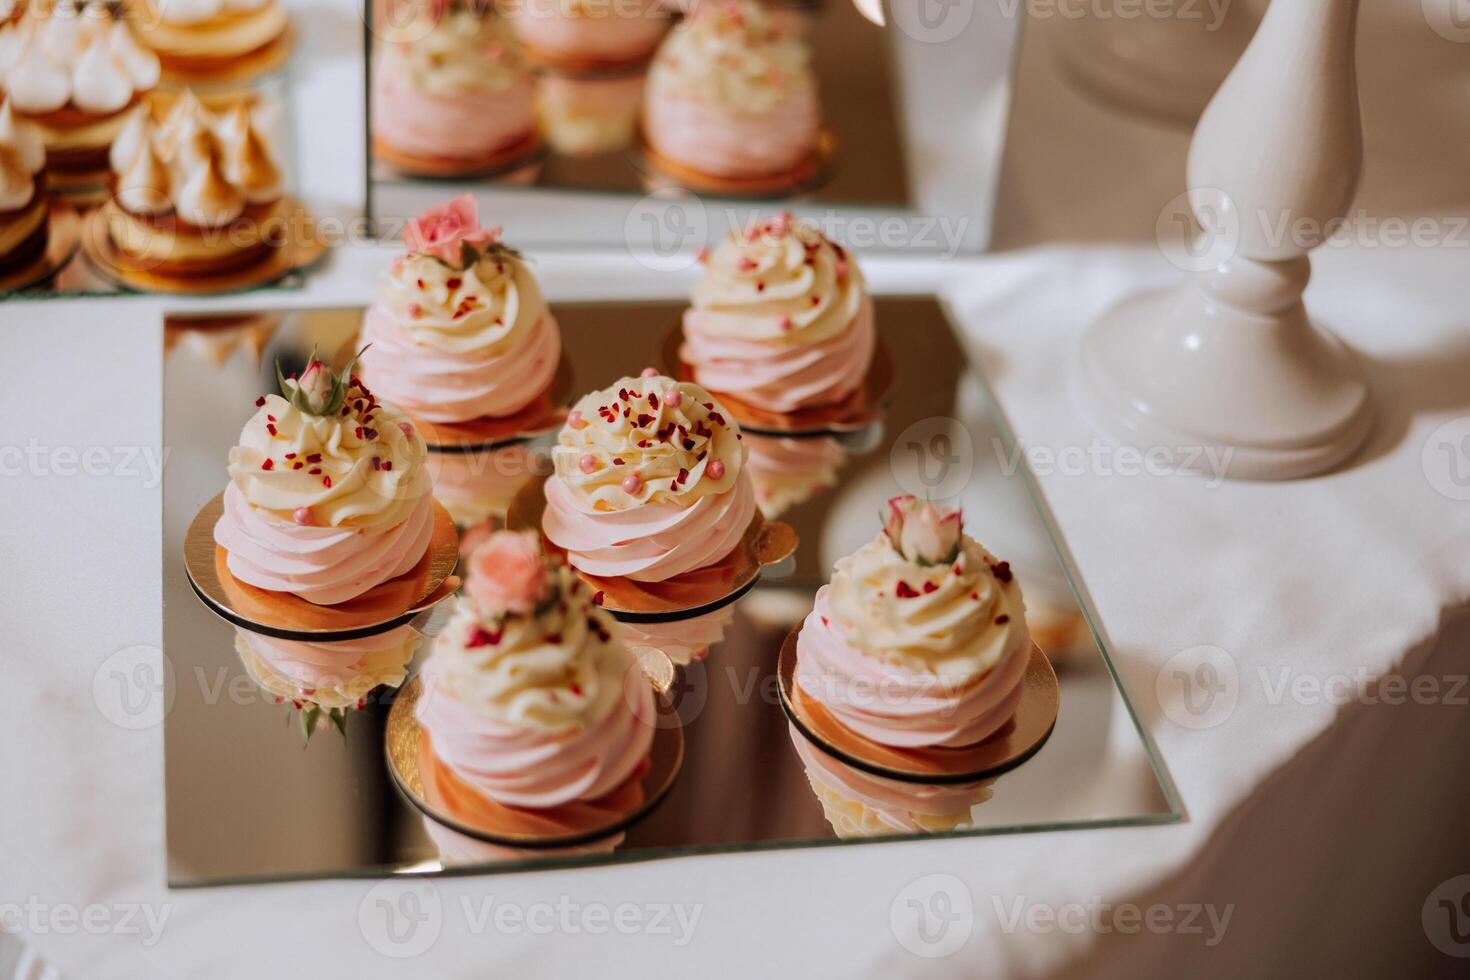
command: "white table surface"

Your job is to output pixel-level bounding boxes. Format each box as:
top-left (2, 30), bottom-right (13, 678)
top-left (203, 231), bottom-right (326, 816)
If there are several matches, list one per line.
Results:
top-left (4, 1), bottom-right (1470, 976)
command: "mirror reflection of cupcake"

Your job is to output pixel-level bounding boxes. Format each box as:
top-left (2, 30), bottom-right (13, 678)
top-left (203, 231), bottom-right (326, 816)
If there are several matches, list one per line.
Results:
top-left (642, 0), bottom-right (818, 189)
top-left (507, 0), bottom-right (668, 72)
top-left (416, 531), bottom-right (657, 809)
top-left (618, 606), bottom-right (733, 667)
top-left (681, 214), bottom-right (873, 414)
top-left (235, 624), bottom-right (419, 732)
top-left (0, 96), bottom-right (48, 275)
top-left (130, 0), bottom-right (289, 77)
top-left (102, 92), bottom-right (286, 276)
top-left (796, 497), bottom-right (1032, 748)
top-left (212, 350), bottom-right (438, 606)
top-left (421, 813), bottom-right (624, 868)
top-left (790, 725), bottom-right (993, 839)
top-left (432, 444), bottom-right (538, 536)
top-left (535, 72), bottom-right (644, 157)
top-left (0, 0), bottom-right (160, 192)
top-left (543, 373), bottom-right (755, 584)
top-left (744, 433), bottom-right (844, 519)
top-left (372, 4), bottom-right (538, 175)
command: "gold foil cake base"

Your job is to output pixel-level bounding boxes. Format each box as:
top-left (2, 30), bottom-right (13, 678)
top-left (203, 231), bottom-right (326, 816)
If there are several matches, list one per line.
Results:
top-left (778, 626), bottom-right (1059, 784)
top-left (185, 492), bottom-right (461, 640)
top-left (373, 132), bottom-right (549, 181)
top-left (385, 674), bottom-right (685, 849)
top-left (506, 473), bottom-right (799, 623)
top-left (80, 198), bottom-right (328, 296)
top-left (636, 127), bottom-right (836, 199)
top-left (663, 327), bottom-right (896, 438)
top-left (0, 204), bottom-right (80, 293)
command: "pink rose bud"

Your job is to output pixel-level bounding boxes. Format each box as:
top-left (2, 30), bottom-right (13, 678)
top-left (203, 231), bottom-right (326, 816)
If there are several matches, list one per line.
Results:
top-left (465, 531), bottom-right (549, 617)
top-left (403, 194), bottom-right (501, 269)
top-left (567, 410), bottom-right (587, 430)
top-left (883, 495), bottom-right (964, 566)
top-left (622, 473), bottom-right (643, 494)
top-left (297, 361), bottom-right (332, 413)
top-left (640, 367), bottom-right (659, 378)
top-left (579, 453), bottom-right (599, 474)
top-left (707, 460), bottom-right (726, 480)
top-left (663, 388), bottom-right (682, 407)
top-left (293, 507), bottom-right (313, 526)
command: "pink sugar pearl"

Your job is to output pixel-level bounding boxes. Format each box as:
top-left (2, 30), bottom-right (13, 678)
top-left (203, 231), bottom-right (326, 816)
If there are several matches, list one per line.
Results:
top-left (579, 454), bottom-right (599, 473)
top-left (622, 473), bottom-right (643, 494)
top-left (664, 388), bottom-right (682, 407)
top-left (707, 460), bottom-right (726, 480)
top-left (568, 410), bottom-right (587, 430)
top-left (293, 507), bottom-right (313, 526)
top-left (640, 367), bottom-right (659, 378)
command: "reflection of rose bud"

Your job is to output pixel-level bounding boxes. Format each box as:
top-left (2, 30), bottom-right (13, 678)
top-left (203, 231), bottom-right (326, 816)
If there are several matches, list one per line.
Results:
top-left (464, 530), bottom-right (551, 616)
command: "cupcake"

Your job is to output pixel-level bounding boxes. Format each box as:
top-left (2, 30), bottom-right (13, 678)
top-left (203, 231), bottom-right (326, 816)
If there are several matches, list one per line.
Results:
top-left (0, 95), bottom-right (48, 275)
top-left (507, 0), bottom-right (668, 71)
top-left (235, 624), bottom-right (419, 713)
top-left (543, 372), bottom-right (755, 583)
top-left (535, 72), bottom-right (645, 157)
top-left (212, 350), bottom-right (437, 606)
top-left (642, 0), bottom-right (819, 186)
top-left (790, 724), bottom-right (992, 838)
top-left (130, 0), bottom-right (289, 76)
top-left (360, 194), bottom-right (562, 426)
top-left (101, 91), bottom-right (286, 276)
top-left (0, 0), bottom-right (160, 189)
top-left (744, 433), bottom-right (844, 518)
top-left (431, 444), bottom-right (536, 534)
top-left (795, 496), bottom-right (1032, 748)
top-left (372, 3), bottom-right (538, 173)
top-left (414, 530), bottom-right (657, 809)
top-left (681, 213), bottom-right (874, 413)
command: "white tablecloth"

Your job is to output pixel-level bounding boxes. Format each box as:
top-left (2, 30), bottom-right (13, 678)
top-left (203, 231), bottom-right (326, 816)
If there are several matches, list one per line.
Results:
top-left (4, 0), bottom-right (1470, 976)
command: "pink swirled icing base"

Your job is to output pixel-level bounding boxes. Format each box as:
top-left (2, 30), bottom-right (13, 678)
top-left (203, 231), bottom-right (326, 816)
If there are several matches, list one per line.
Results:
top-left (795, 588), bottom-right (1029, 749)
top-left (240, 625), bottom-right (416, 694)
top-left (372, 64), bottom-right (537, 161)
top-left (213, 483), bottom-right (434, 605)
top-left (681, 297), bottom-right (876, 413)
top-left (360, 305), bottom-right (562, 423)
top-left (542, 471), bottom-right (756, 583)
top-left (643, 86), bottom-right (819, 180)
top-left (414, 657), bottom-right (656, 809)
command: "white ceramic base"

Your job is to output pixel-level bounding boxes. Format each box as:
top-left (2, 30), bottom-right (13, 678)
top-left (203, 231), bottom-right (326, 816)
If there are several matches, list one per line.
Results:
top-left (1076, 283), bottom-right (1375, 481)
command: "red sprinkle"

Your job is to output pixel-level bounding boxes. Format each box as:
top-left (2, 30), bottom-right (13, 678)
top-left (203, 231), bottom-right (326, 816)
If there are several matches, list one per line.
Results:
top-left (260, 459), bottom-right (273, 471)
top-left (895, 581), bottom-right (919, 599)
top-left (383, 461), bottom-right (392, 471)
top-left (592, 591), bottom-right (605, 606)
top-left (266, 423), bottom-right (277, 436)
top-left (309, 467), bottom-right (321, 475)
top-left (254, 396), bottom-right (265, 407)
top-left (992, 561), bottom-right (1013, 583)
top-left (995, 615), bottom-right (1010, 624)
top-left (922, 581), bottom-right (939, 594)
top-left (322, 476), bottom-right (332, 488)
top-left (306, 453), bottom-right (322, 463)
top-left (446, 277), bottom-right (462, 289)
top-left (267, 415), bottom-right (276, 423)
top-left (970, 592), bottom-right (980, 601)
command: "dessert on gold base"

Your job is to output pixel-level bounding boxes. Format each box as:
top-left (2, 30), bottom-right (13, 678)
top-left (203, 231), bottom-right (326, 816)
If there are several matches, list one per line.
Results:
top-left (0, 95), bottom-right (62, 286)
top-left (508, 367), bottom-right (799, 624)
top-left (83, 91), bottom-right (324, 292)
top-left (779, 496), bottom-right (1058, 782)
top-left (384, 532), bottom-right (683, 849)
top-left (372, 2), bottom-right (544, 179)
top-left (0, 199), bottom-right (79, 291)
top-left (359, 195), bottom-right (572, 453)
top-left (370, 131), bottom-right (547, 182)
top-left (637, 125), bottom-right (834, 199)
top-left (0, 1), bottom-right (161, 196)
top-left (129, 0), bottom-right (291, 82)
top-left (639, 1), bottom-right (829, 197)
top-left (187, 349), bottom-right (461, 640)
top-left (669, 214), bottom-right (893, 436)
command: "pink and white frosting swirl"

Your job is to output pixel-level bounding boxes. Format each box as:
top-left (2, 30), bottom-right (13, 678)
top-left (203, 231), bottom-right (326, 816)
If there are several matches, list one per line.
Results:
top-left (744, 433), bottom-right (844, 519)
top-left (789, 725), bottom-right (991, 837)
top-left (543, 374), bottom-right (755, 583)
top-left (795, 526), bottom-right (1031, 749)
top-left (509, 0), bottom-right (668, 63)
top-left (617, 605), bottom-right (733, 666)
top-left (235, 624), bottom-right (419, 710)
top-left (372, 7), bottom-right (535, 160)
top-left (213, 374), bottom-right (436, 605)
top-left (643, 0), bottom-right (817, 178)
top-left (360, 241), bottom-right (561, 423)
top-left (681, 216), bottom-right (874, 412)
top-left (415, 557), bottom-right (655, 809)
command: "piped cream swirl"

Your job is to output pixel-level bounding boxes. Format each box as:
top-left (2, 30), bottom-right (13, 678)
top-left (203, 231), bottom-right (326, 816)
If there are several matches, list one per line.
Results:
top-left (646, 0), bottom-right (812, 114)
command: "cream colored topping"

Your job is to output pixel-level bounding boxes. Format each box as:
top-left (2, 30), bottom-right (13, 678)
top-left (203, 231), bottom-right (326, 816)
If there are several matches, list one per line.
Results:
top-left (0, 5), bottom-right (158, 115)
top-left (377, 248), bottom-right (547, 356)
top-left (552, 374), bottom-right (745, 512)
top-left (380, 8), bottom-right (527, 99)
top-left (825, 533), bottom-right (1030, 686)
top-left (648, 0), bottom-right (813, 113)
